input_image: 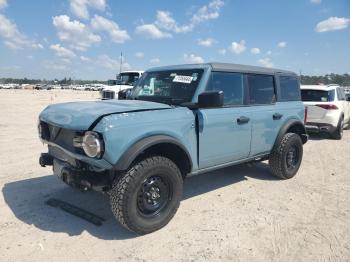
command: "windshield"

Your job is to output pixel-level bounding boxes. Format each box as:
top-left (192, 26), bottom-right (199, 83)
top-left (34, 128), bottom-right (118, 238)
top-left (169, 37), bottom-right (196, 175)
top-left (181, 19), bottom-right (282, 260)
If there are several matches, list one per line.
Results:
top-left (301, 89), bottom-right (335, 102)
top-left (116, 73), bottom-right (140, 86)
top-left (131, 69), bottom-right (204, 105)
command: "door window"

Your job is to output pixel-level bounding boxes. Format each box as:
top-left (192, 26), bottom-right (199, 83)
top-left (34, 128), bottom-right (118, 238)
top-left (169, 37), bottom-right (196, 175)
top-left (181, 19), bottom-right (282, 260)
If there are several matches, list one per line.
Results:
top-left (208, 72), bottom-right (244, 106)
top-left (247, 74), bottom-right (275, 104)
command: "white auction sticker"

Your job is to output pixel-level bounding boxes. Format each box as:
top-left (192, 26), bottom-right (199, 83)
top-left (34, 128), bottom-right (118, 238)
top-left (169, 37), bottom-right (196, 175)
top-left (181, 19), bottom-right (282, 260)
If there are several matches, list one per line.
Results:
top-left (173, 75), bottom-right (193, 84)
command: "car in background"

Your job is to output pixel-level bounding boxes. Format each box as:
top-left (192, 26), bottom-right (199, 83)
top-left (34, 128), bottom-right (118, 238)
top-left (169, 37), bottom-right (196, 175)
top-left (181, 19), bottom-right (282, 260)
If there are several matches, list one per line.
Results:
top-left (101, 71), bottom-right (143, 100)
top-left (301, 84), bottom-right (350, 139)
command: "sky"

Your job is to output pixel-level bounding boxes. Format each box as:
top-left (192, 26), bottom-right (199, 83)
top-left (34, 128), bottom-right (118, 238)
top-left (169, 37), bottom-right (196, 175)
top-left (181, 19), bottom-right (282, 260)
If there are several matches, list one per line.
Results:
top-left (0, 0), bottom-right (349, 80)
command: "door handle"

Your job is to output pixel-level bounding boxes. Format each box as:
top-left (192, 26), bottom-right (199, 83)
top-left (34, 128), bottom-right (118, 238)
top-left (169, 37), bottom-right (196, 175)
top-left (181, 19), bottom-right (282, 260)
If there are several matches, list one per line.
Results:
top-left (273, 113), bottom-right (283, 120)
top-left (237, 116), bottom-right (250, 124)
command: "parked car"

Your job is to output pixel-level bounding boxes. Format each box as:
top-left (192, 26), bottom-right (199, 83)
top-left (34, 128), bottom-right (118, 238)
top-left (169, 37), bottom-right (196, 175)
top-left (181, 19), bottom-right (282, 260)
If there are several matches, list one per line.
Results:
top-left (38, 63), bottom-right (307, 234)
top-left (301, 84), bottom-right (350, 139)
top-left (101, 71), bottom-right (144, 100)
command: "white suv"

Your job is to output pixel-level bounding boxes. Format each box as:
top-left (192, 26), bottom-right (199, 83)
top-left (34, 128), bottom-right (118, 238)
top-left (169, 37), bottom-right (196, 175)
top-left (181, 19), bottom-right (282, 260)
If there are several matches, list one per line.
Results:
top-left (301, 84), bottom-right (350, 139)
top-left (101, 71), bottom-right (144, 100)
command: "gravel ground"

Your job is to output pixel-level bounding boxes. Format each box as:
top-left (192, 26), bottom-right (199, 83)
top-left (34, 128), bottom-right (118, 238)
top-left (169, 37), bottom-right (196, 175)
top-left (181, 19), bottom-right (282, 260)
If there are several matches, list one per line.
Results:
top-left (1, 89), bottom-right (350, 262)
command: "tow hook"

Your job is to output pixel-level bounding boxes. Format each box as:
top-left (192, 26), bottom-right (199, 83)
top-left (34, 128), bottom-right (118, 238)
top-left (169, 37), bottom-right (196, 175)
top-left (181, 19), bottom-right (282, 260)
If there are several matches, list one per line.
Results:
top-left (39, 153), bottom-right (53, 167)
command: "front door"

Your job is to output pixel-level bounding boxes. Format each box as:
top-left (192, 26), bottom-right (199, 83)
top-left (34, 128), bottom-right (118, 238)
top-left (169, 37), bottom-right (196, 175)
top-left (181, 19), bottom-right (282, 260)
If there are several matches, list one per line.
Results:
top-left (198, 71), bottom-right (251, 169)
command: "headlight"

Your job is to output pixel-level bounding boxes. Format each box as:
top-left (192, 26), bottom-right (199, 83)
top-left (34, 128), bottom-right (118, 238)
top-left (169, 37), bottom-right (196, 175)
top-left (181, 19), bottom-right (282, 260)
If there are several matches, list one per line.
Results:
top-left (81, 131), bottom-right (104, 158)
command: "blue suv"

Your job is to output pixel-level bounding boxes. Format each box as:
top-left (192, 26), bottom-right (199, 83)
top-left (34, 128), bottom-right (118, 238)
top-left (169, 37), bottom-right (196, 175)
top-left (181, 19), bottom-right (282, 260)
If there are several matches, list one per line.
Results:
top-left (38, 63), bottom-right (308, 234)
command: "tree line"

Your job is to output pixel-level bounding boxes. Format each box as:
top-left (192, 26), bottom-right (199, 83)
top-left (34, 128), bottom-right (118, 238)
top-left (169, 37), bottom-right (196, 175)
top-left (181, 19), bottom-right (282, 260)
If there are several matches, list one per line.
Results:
top-left (1, 73), bottom-right (350, 86)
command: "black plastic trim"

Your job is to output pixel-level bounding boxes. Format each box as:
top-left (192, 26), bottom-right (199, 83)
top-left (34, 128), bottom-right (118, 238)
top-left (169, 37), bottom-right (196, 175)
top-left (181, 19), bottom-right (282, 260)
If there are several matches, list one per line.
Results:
top-left (275, 119), bottom-right (308, 145)
top-left (114, 135), bottom-right (193, 171)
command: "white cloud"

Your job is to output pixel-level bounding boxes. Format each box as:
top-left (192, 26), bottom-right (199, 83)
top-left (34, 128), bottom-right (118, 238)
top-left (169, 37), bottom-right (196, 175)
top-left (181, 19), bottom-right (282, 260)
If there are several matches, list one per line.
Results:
top-left (155, 11), bottom-right (192, 33)
top-left (96, 54), bottom-right (131, 70)
top-left (315, 17), bottom-right (350, 32)
top-left (310, 0), bottom-right (321, 4)
top-left (229, 40), bottom-right (246, 54)
top-left (136, 0), bottom-right (224, 39)
top-left (90, 15), bottom-right (130, 43)
top-left (135, 52), bottom-right (144, 58)
top-left (135, 24), bottom-right (172, 39)
top-left (80, 55), bottom-right (90, 61)
top-left (52, 15), bottom-right (101, 51)
top-left (50, 44), bottom-right (76, 59)
top-left (191, 0), bottom-right (225, 25)
top-left (250, 47), bottom-right (260, 54)
top-left (198, 38), bottom-right (215, 47)
top-left (218, 48), bottom-right (226, 55)
top-left (184, 54), bottom-right (204, 64)
top-left (0, 0), bottom-right (7, 9)
top-left (0, 14), bottom-right (42, 50)
top-left (69, 0), bottom-right (106, 19)
top-left (43, 60), bottom-right (70, 71)
top-left (266, 50), bottom-right (272, 56)
top-left (277, 41), bottom-right (287, 48)
top-left (150, 58), bottom-right (160, 64)
top-left (258, 57), bottom-right (273, 68)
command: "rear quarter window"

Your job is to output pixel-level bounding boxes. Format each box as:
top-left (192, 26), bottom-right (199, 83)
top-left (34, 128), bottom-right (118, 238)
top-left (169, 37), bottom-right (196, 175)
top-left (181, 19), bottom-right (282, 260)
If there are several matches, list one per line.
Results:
top-left (279, 76), bottom-right (301, 101)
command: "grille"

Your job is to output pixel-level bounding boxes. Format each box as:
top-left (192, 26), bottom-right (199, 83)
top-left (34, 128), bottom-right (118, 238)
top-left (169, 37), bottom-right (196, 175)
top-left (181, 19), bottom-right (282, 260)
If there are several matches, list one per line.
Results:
top-left (102, 90), bottom-right (115, 100)
top-left (39, 121), bottom-right (84, 154)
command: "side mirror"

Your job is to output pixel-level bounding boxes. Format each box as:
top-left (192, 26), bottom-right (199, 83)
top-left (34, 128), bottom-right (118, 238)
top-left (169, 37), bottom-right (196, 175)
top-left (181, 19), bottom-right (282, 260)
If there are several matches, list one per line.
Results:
top-left (198, 90), bottom-right (224, 108)
top-left (346, 96), bottom-right (350, 102)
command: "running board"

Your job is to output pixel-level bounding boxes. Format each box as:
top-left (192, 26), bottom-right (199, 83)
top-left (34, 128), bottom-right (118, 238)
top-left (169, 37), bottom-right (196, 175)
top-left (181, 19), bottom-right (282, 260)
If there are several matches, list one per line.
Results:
top-left (46, 198), bottom-right (105, 226)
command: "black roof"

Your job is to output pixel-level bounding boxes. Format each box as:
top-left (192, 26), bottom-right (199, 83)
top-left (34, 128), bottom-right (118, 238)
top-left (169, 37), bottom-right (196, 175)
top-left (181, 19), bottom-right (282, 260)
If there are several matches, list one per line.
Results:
top-left (208, 62), bottom-right (296, 75)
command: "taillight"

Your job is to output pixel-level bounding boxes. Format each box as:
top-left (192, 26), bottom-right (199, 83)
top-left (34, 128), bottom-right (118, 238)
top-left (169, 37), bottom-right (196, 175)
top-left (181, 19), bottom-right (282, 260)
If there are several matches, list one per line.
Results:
top-left (315, 104), bottom-right (338, 110)
top-left (304, 106), bottom-right (308, 124)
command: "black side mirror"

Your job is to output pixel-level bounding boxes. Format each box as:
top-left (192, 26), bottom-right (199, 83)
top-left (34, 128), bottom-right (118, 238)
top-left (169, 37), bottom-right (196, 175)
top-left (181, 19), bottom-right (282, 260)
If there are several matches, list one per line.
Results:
top-left (198, 90), bottom-right (224, 108)
top-left (346, 95), bottom-right (350, 101)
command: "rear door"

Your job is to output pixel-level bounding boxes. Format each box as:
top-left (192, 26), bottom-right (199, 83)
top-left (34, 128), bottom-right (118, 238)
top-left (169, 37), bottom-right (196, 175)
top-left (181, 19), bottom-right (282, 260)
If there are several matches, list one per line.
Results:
top-left (337, 87), bottom-right (350, 123)
top-left (243, 74), bottom-right (282, 156)
top-left (198, 72), bottom-right (251, 169)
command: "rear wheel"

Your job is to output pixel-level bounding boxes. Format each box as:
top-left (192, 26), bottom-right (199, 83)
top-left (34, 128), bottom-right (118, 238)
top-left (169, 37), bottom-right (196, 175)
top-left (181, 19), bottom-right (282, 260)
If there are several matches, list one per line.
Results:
top-left (109, 156), bottom-right (183, 235)
top-left (330, 117), bottom-right (344, 140)
top-left (269, 133), bottom-right (303, 179)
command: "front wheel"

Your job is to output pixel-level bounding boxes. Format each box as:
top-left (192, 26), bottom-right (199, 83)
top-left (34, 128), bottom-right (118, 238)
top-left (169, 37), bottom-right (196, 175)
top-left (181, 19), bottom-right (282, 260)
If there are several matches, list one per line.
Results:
top-left (269, 133), bottom-right (303, 179)
top-left (109, 156), bottom-right (183, 234)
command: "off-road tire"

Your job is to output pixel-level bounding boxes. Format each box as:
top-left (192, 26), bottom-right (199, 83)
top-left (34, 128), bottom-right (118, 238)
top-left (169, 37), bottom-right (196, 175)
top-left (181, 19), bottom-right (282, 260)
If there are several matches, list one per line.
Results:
top-left (330, 116), bottom-right (344, 140)
top-left (109, 156), bottom-right (183, 235)
top-left (269, 133), bottom-right (303, 179)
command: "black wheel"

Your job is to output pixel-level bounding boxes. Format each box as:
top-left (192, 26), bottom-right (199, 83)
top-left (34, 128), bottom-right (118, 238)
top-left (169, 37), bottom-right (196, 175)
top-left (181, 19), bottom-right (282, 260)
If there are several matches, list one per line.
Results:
top-left (269, 133), bottom-right (303, 179)
top-left (109, 156), bottom-right (183, 234)
top-left (330, 117), bottom-right (344, 140)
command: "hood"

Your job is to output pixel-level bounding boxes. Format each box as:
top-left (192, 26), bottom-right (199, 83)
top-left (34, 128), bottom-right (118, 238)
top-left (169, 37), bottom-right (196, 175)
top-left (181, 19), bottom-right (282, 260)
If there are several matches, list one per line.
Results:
top-left (39, 100), bottom-right (171, 130)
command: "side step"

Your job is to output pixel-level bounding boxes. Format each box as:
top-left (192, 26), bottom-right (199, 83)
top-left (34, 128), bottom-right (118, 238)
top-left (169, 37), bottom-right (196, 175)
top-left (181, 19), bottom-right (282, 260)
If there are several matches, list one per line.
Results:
top-left (46, 198), bottom-right (105, 226)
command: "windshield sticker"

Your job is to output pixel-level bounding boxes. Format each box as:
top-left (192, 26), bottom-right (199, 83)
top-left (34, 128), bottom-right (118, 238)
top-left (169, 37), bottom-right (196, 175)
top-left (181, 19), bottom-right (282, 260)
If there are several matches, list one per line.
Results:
top-left (173, 75), bottom-right (193, 84)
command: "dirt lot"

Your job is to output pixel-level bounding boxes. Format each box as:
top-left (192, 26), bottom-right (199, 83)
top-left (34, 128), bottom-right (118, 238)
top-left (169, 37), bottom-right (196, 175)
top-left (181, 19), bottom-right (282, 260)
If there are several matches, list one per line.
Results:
top-left (1, 89), bottom-right (350, 261)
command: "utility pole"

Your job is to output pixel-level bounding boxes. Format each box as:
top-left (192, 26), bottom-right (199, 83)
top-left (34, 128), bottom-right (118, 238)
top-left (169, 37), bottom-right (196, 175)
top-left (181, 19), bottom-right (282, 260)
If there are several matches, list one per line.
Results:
top-left (119, 52), bottom-right (123, 74)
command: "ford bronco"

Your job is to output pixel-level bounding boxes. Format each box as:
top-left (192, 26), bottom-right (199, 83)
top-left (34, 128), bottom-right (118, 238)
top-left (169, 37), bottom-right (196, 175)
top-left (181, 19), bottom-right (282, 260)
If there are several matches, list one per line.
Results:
top-left (38, 63), bottom-right (308, 234)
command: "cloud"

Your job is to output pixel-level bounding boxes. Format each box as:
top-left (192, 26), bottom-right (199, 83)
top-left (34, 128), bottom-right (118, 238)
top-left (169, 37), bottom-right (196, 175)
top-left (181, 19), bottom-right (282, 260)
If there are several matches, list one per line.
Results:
top-left (150, 58), bottom-right (160, 64)
top-left (80, 55), bottom-right (90, 62)
top-left (258, 57), bottom-right (273, 68)
top-left (310, 0), bottom-right (321, 4)
top-left (136, 0), bottom-right (224, 39)
top-left (315, 17), bottom-right (350, 32)
top-left (229, 40), bottom-right (246, 54)
top-left (266, 50), bottom-right (272, 56)
top-left (90, 15), bottom-right (130, 43)
top-left (277, 41), bottom-right (287, 48)
top-left (218, 49), bottom-right (226, 55)
top-left (96, 54), bottom-right (131, 70)
top-left (250, 47), bottom-right (260, 54)
top-left (184, 54), bottom-right (204, 64)
top-left (50, 44), bottom-right (76, 58)
top-left (135, 52), bottom-right (144, 58)
top-left (69, 0), bottom-right (106, 19)
top-left (198, 38), bottom-right (216, 47)
top-left (135, 24), bottom-right (172, 39)
top-left (52, 15), bottom-right (101, 51)
top-left (0, 14), bottom-right (42, 50)
top-left (0, 0), bottom-right (7, 9)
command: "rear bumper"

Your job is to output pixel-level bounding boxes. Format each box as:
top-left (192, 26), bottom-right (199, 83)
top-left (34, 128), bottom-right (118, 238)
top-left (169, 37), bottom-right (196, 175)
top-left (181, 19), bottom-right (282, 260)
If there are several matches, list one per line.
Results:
top-left (305, 122), bottom-right (337, 133)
